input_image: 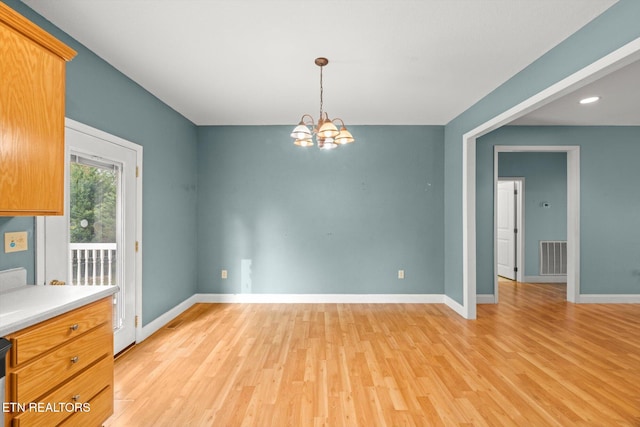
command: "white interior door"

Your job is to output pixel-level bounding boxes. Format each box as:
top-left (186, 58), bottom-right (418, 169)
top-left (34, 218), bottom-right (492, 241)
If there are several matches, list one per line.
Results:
top-left (497, 180), bottom-right (517, 280)
top-left (42, 125), bottom-right (139, 354)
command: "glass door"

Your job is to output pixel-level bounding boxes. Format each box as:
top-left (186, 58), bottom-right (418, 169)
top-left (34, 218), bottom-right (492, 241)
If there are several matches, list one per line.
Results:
top-left (69, 155), bottom-right (123, 329)
top-left (42, 125), bottom-right (138, 354)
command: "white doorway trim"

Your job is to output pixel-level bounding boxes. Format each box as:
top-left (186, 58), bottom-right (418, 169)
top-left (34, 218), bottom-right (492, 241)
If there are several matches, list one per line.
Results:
top-left (494, 176), bottom-right (525, 300)
top-left (36, 118), bottom-right (143, 344)
top-left (460, 36), bottom-right (640, 320)
top-left (494, 147), bottom-right (579, 304)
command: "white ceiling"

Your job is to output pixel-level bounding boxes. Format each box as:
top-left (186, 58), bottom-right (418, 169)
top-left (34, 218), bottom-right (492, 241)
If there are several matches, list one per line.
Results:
top-left (23, 0), bottom-right (619, 126)
top-left (512, 58), bottom-right (640, 125)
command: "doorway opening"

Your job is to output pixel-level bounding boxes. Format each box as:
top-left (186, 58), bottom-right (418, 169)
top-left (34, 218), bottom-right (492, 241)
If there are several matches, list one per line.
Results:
top-left (495, 177), bottom-right (524, 302)
top-left (460, 37), bottom-right (640, 319)
top-left (493, 146), bottom-right (577, 305)
top-left (36, 119), bottom-right (143, 354)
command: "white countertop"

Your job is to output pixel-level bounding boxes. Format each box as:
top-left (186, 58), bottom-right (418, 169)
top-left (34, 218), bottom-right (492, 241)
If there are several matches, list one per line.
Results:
top-left (0, 285), bottom-right (119, 336)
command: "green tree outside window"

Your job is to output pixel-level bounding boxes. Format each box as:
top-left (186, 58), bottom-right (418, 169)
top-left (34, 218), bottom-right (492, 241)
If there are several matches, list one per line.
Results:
top-left (70, 163), bottom-right (117, 244)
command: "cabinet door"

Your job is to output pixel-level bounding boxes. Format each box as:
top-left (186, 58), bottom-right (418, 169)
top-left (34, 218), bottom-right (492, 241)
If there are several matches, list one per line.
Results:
top-left (0, 3), bottom-right (75, 216)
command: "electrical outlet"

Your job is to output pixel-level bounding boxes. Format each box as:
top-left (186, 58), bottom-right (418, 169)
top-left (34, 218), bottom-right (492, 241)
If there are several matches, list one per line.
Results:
top-left (221, 269), bottom-right (228, 279)
top-left (398, 269), bottom-right (405, 279)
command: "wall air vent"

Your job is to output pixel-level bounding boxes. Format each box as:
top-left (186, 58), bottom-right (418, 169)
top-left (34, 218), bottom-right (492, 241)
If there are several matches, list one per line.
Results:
top-left (539, 241), bottom-right (567, 275)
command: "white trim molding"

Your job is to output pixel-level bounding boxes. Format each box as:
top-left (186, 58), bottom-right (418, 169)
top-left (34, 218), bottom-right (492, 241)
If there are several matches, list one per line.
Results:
top-left (138, 290), bottom-right (640, 344)
top-left (578, 295), bottom-right (640, 304)
top-left (444, 296), bottom-right (466, 317)
top-left (140, 293), bottom-right (446, 342)
top-left (140, 294), bottom-right (199, 341)
top-left (524, 275), bottom-right (567, 284)
top-left (197, 293), bottom-right (445, 304)
top-left (461, 36), bottom-right (640, 319)
top-left (477, 294), bottom-right (496, 304)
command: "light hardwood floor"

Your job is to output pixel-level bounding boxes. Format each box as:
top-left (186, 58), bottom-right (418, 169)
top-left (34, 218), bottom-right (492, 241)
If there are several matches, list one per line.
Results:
top-left (105, 281), bottom-right (640, 426)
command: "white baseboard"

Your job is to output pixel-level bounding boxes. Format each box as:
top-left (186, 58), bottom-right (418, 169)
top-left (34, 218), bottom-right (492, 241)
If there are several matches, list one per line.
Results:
top-left (138, 293), bottom-right (445, 343)
top-left (477, 294), bottom-right (496, 304)
top-left (524, 275), bottom-right (567, 283)
top-left (138, 290), bottom-right (640, 345)
top-left (195, 293), bottom-right (445, 304)
top-left (139, 294), bottom-right (199, 342)
top-left (444, 295), bottom-right (467, 317)
top-left (578, 294), bottom-right (640, 304)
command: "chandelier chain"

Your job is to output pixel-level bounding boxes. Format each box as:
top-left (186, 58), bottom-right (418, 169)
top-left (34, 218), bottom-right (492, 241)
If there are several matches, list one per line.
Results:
top-left (319, 64), bottom-right (324, 120)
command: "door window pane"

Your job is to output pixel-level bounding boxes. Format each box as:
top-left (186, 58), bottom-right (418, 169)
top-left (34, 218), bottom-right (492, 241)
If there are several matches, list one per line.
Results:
top-left (69, 155), bottom-right (122, 329)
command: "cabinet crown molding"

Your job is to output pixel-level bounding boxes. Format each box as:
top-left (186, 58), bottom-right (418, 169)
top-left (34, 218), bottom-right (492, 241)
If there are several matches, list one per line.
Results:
top-left (0, 2), bottom-right (76, 61)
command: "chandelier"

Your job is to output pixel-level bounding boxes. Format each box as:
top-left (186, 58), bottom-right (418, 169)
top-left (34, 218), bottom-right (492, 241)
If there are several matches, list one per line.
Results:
top-left (290, 57), bottom-right (355, 149)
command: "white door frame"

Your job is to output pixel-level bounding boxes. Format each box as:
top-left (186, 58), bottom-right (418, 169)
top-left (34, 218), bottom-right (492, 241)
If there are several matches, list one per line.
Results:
top-left (460, 36), bottom-right (640, 319)
top-left (494, 176), bottom-right (525, 298)
top-left (36, 118), bottom-right (143, 345)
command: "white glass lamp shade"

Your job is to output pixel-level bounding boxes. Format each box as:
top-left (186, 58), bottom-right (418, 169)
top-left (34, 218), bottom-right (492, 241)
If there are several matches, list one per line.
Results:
top-left (319, 137), bottom-right (338, 150)
top-left (317, 120), bottom-right (339, 139)
top-left (291, 124), bottom-right (312, 140)
top-left (294, 138), bottom-right (314, 147)
top-left (335, 128), bottom-right (354, 144)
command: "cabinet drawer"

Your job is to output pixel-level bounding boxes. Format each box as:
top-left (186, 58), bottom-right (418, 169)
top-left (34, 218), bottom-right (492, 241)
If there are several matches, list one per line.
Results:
top-left (58, 385), bottom-right (113, 427)
top-left (10, 322), bottom-right (112, 404)
top-left (9, 297), bottom-right (112, 366)
top-left (12, 356), bottom-right (113, 427)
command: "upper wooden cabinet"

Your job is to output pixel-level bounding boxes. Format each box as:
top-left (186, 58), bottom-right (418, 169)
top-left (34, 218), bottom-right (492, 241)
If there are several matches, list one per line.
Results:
top-left (0, 2), bottom-right (76, 216)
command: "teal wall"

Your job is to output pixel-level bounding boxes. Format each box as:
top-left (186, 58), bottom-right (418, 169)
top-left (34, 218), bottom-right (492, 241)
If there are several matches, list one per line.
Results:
top-left (4, 0), bottom-right (639, 324)
top-left (498, 152), bottom-right (567, 278)
top-left (197, 126), bottom-right (444, 294)
top-left (4, 0), bottom-right (199, 325)
top-left (476, 126), bottom-right (640, 295)
top-left (0, 217), bottom-right (35, 284)
top-left (444, 1), bottom-right (640, 304)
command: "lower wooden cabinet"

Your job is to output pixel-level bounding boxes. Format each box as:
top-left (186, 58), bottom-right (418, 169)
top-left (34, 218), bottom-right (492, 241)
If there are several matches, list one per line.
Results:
top-left (58, 386), bottom-right (113, 427)
top-left (4, 298), bottom-right (114, 427)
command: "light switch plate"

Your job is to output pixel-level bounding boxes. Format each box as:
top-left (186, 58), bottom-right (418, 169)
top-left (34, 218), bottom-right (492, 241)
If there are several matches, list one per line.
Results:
top-left (5, 231), bottom-right (28, 253)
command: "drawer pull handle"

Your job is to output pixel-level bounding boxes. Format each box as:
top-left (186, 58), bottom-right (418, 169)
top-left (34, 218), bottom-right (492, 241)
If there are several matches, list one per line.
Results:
top-left (72, 394), bottom-right (80, 402)
top-left (70, 356), bottom-right (79, 364)
top-left (70, 324), bottom-right (79, 331)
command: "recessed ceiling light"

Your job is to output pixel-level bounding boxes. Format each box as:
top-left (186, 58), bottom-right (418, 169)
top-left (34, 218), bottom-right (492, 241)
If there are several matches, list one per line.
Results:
top-left (579, 96), bottom-right (600, 104)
